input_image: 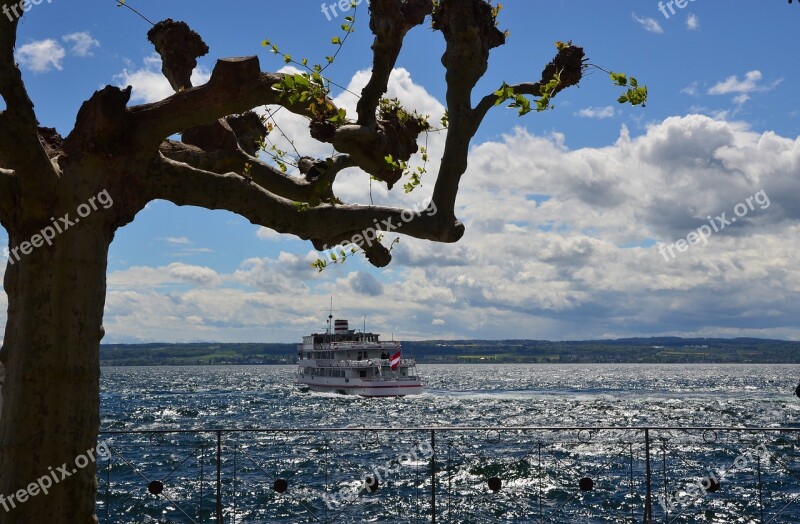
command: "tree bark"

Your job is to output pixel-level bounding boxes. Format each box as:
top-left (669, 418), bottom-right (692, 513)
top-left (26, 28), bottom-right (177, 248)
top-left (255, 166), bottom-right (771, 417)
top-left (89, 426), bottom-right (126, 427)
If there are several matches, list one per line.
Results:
top-left (0, 221), bottom-right (112, 522)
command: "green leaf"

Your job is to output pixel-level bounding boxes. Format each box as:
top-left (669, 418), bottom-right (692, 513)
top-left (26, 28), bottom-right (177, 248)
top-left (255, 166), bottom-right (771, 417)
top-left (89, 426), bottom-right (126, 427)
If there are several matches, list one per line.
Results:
top-left (514, 94), bottom-right (531, 116)
top-left (493, 82), bottom-right (515, 105)
top-left (311, 259), bottom-right (328, 272)
top-left (554, 40), bottom-right (573, 51)
top-left (610, 72), bottom-right (628, 86)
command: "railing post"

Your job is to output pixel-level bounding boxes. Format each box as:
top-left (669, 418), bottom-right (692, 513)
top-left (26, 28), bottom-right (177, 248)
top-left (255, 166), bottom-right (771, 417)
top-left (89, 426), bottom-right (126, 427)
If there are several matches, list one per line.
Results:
top-left (757, 453), bottom-right (765, 523)
top-left (105, 448), bottom-right (111, 524)
top-left (643, 428), bottom-right (652, 524)
top-left (216, 430), bottom-right (223, 523)
top-left (200, 444), bottom-right (205, 523)
top-left (430, 429), bottom-right (436, 524)
top-left (538, 442), bottom-right (543, 522)
top-left (662, 444), bottom-right (668, 524)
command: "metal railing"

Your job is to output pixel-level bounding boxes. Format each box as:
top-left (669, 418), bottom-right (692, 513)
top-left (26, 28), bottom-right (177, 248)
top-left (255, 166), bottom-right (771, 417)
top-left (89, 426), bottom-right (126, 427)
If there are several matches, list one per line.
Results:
top-left (309, 358), bottom-right (416, 368)
top-left (96, 426), bottom-right (800, 523)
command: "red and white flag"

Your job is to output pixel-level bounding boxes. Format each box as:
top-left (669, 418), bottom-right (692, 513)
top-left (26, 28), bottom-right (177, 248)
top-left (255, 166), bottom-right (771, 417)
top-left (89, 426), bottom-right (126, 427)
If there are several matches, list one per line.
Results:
top-left (389, 351), bottom-right (401, 370)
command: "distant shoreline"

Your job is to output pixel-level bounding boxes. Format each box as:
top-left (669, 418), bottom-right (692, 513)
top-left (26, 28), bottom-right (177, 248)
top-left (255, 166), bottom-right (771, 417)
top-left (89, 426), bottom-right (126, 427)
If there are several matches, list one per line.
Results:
top-left (100, 337), bottom-right (800, 366)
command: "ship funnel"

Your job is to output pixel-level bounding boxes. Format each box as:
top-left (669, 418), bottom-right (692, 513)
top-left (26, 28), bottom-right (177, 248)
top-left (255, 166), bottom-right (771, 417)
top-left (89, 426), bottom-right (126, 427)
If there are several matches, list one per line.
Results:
top-left (334, 319), bottom-right (349, 334)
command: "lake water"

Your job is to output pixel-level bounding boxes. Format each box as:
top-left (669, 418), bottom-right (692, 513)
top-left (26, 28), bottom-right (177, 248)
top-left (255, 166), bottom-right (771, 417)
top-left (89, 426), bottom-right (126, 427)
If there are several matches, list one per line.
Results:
top-left (98, 364), bottom-right (800, 523)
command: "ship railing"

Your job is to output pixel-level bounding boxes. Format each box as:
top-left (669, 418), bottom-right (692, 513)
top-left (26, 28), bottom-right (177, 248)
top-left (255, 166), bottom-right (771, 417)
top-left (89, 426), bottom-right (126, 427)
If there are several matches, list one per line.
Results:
top-left (95, 425), bottom-right (800, 523)
top-left (358, 377), bottom-right (420, 383)
top-left (313, 358), bottom-right (416, 368)
top-left (328, 341), bottom-right (401, 350)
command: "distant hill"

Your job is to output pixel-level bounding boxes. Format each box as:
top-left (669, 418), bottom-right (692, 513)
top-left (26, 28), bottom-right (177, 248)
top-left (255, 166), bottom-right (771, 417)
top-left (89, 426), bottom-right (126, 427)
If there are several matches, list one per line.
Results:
top-left (99, 337), bottom-right (800, 366)
top-left (402, 337), bottom-right (800, 363)
top-left (100, 343), bottom-right (297, 366)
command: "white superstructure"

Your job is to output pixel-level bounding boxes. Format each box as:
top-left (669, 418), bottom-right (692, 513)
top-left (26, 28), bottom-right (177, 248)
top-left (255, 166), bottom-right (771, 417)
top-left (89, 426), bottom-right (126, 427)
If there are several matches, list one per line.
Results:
top-left (295, 319), bottom-right (423, 396)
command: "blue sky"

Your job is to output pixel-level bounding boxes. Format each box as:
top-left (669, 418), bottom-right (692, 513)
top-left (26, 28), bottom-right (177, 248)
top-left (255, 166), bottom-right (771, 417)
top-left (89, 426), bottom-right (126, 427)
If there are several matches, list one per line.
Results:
top-left (2, 0), bottom-right (799, 343)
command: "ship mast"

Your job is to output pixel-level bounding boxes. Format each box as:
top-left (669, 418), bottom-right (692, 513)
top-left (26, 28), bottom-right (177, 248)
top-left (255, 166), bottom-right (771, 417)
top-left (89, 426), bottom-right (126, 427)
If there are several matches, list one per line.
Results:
top-left (324, 296), bottom-right (336, 335)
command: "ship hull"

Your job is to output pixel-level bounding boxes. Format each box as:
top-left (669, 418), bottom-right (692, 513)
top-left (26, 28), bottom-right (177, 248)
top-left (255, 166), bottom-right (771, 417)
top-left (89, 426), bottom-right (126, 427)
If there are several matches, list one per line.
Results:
top-left (295, 378), bottom-right (423, 397)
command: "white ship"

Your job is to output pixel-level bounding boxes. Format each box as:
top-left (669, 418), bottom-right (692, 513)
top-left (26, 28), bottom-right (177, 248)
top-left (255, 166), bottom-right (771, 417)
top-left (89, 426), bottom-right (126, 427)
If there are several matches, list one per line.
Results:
top-left (295, 318), bottom-right (423, 396)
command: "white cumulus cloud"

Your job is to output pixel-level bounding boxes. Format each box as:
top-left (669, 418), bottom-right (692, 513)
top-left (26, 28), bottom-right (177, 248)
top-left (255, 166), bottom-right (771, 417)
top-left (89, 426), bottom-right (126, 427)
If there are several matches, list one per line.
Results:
top-left (709, 70), bottom-right (775, 96)
top-left (575, 106), bottom-right (616, 119)
top-left (114, 54), bottom-right (211, 104)
top-left (632, 13), bottom-right (664, 34)
top-left (15, 39), bottom-right (65, 73)
top-left (62, 32), bottom-right (100, 56)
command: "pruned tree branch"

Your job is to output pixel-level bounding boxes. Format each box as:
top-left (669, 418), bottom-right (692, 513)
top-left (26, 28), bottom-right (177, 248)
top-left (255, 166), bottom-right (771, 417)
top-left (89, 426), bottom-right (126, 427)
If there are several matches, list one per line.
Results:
top-left (150, 155), bottom-right (463, 267)
top-left (147, 19), bottom-right (209, 92)
top-left (431, 14), bottom-right (585, 219)
top-left (473, 44), bottom-right (586, 126)
top-left (355, 0), bottom-right (433, 125)
top-left (473, 81), bottom-right (542, 125)
top-left (129, 57), bottom-right (338, 150)
top-left (429, 0), bottom-right (506, 220)
top-left (159, 140), bottom-right (354, 203)
top-left (0, 13), bottom-right (57, 187)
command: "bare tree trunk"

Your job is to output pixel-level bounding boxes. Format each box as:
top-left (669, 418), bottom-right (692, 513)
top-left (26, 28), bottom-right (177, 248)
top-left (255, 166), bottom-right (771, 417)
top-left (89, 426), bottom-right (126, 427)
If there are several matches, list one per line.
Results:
top-left (0, 222), bottom-right (111, 523)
